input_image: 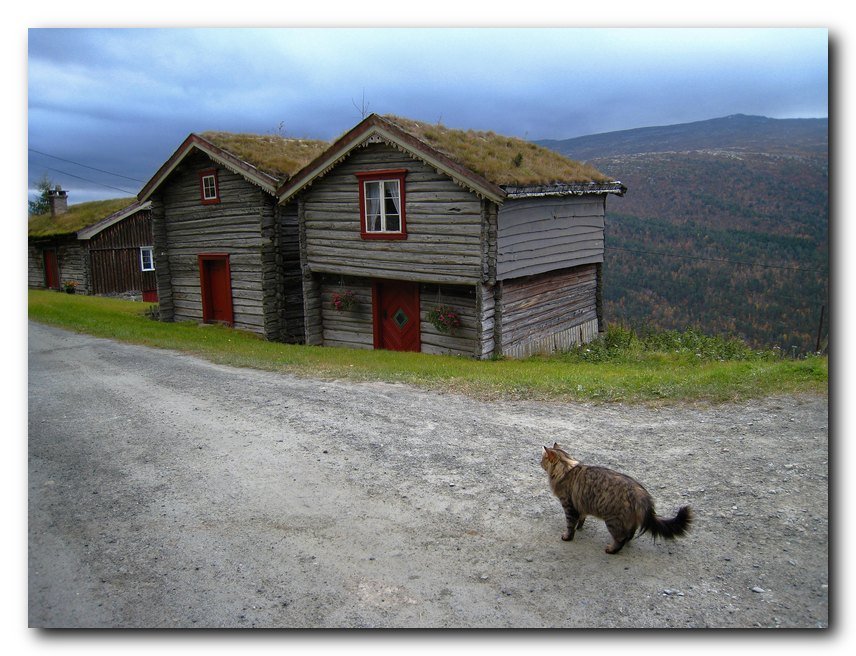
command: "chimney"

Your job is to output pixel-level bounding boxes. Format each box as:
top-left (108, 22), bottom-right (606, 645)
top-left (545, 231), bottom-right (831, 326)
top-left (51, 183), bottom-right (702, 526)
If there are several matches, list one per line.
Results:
top-left (48, 185), bottom-right (68, 217)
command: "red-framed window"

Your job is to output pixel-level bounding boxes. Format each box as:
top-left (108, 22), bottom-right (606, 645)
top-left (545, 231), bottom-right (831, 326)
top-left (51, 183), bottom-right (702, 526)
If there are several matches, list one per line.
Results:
top-left (199, 168), bottom-right (220, 205)
top-left (356, 169), bottom-right (407, 240)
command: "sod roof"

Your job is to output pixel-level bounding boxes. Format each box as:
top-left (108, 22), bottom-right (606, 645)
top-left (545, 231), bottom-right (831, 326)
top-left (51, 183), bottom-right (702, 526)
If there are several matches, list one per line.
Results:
top-left (199, 132), bottom-right (330, 181)
top-left (28, 198), bottom-right (137, 238)
top-left (380, 115), bottom-right (613, 187)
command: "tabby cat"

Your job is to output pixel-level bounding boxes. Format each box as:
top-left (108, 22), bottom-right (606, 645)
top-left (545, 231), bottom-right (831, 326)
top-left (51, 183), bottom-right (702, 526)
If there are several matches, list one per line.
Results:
top-left (540, 443), bottom-right (692, 554)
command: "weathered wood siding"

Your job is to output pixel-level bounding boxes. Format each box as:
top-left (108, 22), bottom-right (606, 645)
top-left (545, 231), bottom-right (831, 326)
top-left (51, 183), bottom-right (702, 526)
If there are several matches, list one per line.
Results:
top-left (154, 151), bottom-right (276, 337)
top-left (86, 209), bottom-right (157, 295)
top-left (496, 196), bottom-right (605, 280)
top-left (499, 264), bottom-right (599, 358)
top-left (313, 274), bottom-right (482, 357)
top-left (420, 283), bottom-right (479, 357)
top-left (27, 244), bottom-right (48, 289)
top-left (318, 275), bottom-right (375, 350)
top-left (27, 238), bottom-right (88, 293)
top-left (301, 142), bottom-right (485, 283)
top-left (277, 201), bottom-right (305, 342)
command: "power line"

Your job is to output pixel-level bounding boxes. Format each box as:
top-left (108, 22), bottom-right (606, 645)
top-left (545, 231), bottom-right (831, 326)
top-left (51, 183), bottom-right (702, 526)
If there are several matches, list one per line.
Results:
top-left (31, 165), bottom-right (137, 196)
top-left (29, 148), bottom-right (145, 183)
top-left (606, 245), bottom-right (827, 273)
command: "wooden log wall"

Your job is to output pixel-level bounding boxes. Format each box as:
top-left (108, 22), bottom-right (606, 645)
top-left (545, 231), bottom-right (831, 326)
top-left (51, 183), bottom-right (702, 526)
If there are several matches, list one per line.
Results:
top-left (27, 243), bottom-right (47, 288)
top-left (301, 142), bottom-right (485, 284)
top-left (496, 196), bottom-right (605, 280)
top-left (499, 263), bottom-right (599, 358)
top-left (28, 238), bottom-right (88, 292)
top-left (277, 201), bottom-right (305, 342)
top-left (156, 151), bottom-right (275, 337)
top-left (318, 275), bottom-right (375, 350)
top-left (151, 196), bottom-right (174, 320)
top-left (420, 283), bottom-right (479, 357)
top-left (314, 274), bottom-right (482, 357)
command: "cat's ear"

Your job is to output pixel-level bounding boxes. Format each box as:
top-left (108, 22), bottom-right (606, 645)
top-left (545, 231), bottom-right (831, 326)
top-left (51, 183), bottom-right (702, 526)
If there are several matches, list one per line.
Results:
top-left (543, 446), bottom-right (557, 462)
top-left (553, 442), bottom-right (560, 449)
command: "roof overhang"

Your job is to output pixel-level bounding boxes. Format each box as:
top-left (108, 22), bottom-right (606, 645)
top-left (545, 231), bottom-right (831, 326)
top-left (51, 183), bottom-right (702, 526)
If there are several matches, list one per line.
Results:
top-left (76, 200), bottom-right (153, 240)
top-left (277, 114), bottom-right (508, 205)
top-left (502, 182), bottom-right (627, 199)
top-left (138, 134), bottom-right (281, 203)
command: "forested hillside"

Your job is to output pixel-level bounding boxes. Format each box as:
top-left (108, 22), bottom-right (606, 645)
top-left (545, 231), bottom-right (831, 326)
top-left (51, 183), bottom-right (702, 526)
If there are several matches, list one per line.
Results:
top-left (538, 115), bottom-right (829, 352)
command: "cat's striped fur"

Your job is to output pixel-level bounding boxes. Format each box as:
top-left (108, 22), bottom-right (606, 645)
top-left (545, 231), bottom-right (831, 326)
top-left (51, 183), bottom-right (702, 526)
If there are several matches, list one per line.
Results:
top-left (541, 443), bottom-right (692, 554)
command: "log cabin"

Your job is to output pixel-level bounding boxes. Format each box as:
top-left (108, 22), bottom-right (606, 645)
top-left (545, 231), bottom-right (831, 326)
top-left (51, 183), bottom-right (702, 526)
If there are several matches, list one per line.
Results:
top-left (278, 114), bottom-right (626, 358)
top-left (137, 132), bottom-right (328, 341)
top-left (28, 188), bottom-right (156, 300)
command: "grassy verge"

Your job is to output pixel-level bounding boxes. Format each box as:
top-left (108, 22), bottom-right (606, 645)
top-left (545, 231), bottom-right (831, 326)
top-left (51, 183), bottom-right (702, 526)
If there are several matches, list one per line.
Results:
top-left (27, 290), bottom-right (827, 404)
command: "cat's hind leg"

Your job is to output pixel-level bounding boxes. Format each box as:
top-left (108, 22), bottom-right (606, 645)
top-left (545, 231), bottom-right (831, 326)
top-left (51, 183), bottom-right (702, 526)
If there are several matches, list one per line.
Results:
top-left (576, 515), bottom-right (586, 530)
top-left (604, 521), bottom-right (633, 554)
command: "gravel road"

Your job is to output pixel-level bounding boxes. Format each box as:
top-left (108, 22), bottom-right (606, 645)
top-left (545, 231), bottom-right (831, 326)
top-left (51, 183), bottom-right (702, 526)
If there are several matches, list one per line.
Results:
top-left (27, 321), bottom-right (829, 628)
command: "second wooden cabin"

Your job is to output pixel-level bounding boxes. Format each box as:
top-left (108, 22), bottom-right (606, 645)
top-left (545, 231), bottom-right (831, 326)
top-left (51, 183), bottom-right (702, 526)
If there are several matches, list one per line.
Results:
top-left (138, 132), bottom-right (328, 342)
top-left (279, 114), bottom-right (625, 358)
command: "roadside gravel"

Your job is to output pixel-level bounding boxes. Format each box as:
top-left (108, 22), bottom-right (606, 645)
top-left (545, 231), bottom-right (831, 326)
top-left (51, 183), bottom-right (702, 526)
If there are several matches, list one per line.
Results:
top-left (28, 322), bottom-right (829, 628)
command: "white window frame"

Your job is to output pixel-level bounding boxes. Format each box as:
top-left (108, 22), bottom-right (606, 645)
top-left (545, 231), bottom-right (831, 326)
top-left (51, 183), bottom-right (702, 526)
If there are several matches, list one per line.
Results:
top-left (201, 173), bottom-right (218, 201)
top-left (140, 246), bottom-right (155, 272)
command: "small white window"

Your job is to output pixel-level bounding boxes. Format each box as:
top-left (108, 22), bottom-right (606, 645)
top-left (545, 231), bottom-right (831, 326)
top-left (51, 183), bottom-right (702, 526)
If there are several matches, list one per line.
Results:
top-left (202, 174), bottom-right (217, 200)
top-left (140, 247), bottom-right (155, 272)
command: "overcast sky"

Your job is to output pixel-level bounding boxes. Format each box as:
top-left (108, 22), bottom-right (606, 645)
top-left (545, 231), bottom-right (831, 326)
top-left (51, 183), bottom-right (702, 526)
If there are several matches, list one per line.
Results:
top-left (25, 22), bottom-right (828, 205)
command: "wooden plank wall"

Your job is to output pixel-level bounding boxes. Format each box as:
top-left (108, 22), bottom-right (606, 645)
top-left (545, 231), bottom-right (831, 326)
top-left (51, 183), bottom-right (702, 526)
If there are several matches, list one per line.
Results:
top-left (496, 196), bottom-right (605, 280)
top-left (499, 264), bottom-right (599, 358)
top-left (302, 142), bottom-right (484, 284)
top-left (86, 209), bottom-right (156, 295)
top-left (157, 151), bottom-right (271, 336)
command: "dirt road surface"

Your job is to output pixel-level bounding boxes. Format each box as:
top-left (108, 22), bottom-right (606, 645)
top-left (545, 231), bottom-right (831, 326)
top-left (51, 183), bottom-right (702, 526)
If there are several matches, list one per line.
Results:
top-left (27, 322), bottom-right (829, 628)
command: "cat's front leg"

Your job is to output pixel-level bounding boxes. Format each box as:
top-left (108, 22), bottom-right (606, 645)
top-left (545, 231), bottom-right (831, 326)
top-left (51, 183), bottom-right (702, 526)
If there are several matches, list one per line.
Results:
top-left (561, 502), bottom-right (581, 541)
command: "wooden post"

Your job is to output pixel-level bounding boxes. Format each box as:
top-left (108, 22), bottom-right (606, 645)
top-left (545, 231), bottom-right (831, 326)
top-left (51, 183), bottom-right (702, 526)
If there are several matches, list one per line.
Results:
top-left (596, 261), bottom-right (604, 335)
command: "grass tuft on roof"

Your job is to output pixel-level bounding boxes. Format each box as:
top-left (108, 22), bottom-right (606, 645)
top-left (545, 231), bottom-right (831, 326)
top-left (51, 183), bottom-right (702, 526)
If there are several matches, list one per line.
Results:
top-left (381, 115), bottom-right (613, 187)
top-left (28, 198), bottom-right (137, 238)
top-left (200, 132), bottom-right (329, 181)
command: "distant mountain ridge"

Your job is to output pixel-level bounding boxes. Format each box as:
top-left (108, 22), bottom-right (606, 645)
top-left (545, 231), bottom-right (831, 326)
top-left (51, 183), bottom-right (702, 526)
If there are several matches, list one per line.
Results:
top-left (536, 114), bottom-right (829, 352)
top-left (537, 114), bottom-right (828, 160)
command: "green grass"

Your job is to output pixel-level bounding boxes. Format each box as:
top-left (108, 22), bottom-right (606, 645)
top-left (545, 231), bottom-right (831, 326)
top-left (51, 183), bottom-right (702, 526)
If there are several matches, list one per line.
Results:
top-left (27, 290), bottom-right (827, 404)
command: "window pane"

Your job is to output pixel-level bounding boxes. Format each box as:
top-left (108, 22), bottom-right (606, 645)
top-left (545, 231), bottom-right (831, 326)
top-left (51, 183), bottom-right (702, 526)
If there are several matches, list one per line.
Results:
top-left (386, 214), bottom-right (400, 232)
top-left (365, 181), bottom-right (381, 231)
top-left (203, 175), bottom-right (216, 199)
top-left (141, 248), bottom-right (154, 271)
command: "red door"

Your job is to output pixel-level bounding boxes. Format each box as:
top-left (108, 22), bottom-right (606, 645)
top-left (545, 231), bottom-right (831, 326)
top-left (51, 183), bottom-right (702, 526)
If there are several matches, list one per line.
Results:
top-left (373, 280), bottom-right (420, 352)
top-left (199, 254), bottom-right (233, 325)
top-left (43, 249), bottom-right (59, 289)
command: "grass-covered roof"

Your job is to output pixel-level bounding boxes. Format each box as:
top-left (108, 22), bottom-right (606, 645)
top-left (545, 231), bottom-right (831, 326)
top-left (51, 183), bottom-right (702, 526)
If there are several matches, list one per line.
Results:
top-left (199, 132), bottom-right (330, 181)
top-left (28, 198), bottom-right (137, 238)
top-left (381, 115), bottom-right (613, 187)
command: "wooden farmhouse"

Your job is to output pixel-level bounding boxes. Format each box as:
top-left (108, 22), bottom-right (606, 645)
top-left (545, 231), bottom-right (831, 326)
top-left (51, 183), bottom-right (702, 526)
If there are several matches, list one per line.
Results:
top-left (279, 114), bottom-right (625, 358)
top-left (137, 132), bottom-right (328, 342)
top-left (28, 188), bottom-right (157, 300)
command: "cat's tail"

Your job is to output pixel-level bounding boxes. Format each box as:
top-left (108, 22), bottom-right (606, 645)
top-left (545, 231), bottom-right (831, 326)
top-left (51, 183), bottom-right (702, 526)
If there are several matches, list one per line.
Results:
top-left (641, 505), bottom-right (693, 540)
